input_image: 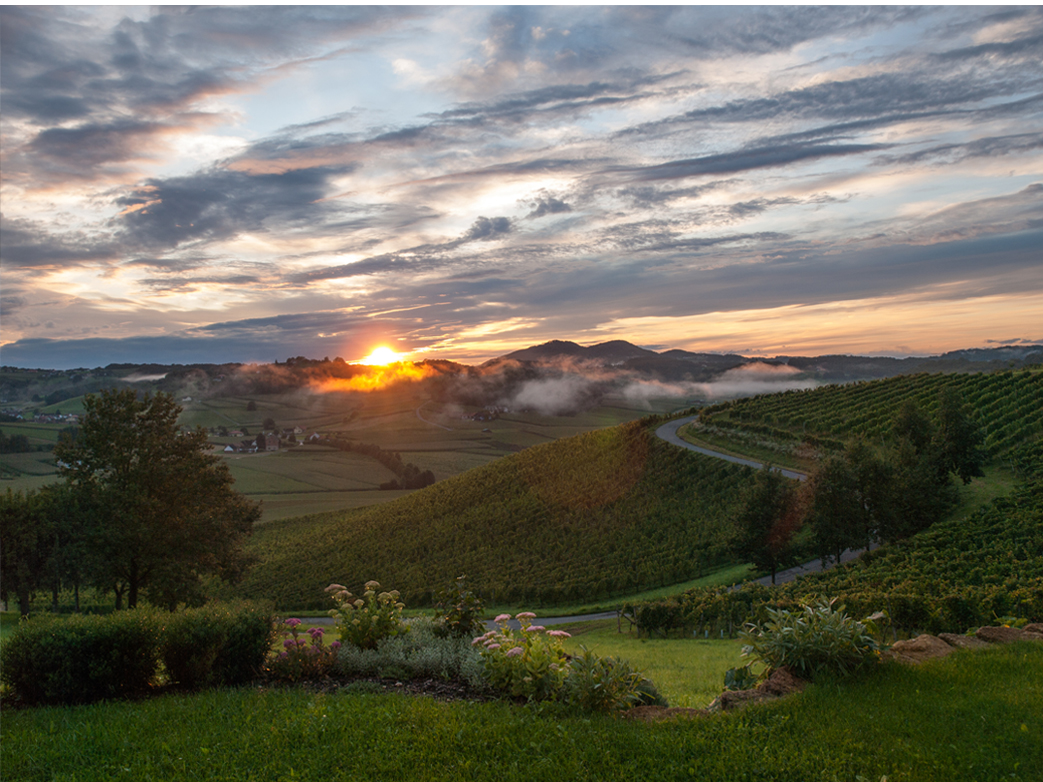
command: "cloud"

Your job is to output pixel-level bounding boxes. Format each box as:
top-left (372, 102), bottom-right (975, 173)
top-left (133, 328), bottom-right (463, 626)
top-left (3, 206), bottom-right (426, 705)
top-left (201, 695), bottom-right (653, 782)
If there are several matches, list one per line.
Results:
top-left (613, 143), bottom-right (887, 183)
top-left (114, 164), bottom-right (356, 250)
top-left (527, 196), bottom-right (572, 218)
top-left (464, 216), bottom-right (512, 240)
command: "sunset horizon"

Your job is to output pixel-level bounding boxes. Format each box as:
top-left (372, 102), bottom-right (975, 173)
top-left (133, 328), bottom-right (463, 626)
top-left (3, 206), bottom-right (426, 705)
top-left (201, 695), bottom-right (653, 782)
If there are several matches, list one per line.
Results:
top-left (2, 6), bottom-right (1041, 370)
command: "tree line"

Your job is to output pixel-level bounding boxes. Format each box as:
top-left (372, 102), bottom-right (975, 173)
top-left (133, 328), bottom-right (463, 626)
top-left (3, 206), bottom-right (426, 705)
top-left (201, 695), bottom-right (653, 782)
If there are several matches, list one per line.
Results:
top-left (1, 390), bottom-right (259, 615)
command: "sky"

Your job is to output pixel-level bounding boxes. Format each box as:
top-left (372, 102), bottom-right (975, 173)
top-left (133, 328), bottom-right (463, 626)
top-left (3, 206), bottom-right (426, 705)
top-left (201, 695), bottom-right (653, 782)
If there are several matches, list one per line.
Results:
top-left (2, 4), bottom-right (1042, 370)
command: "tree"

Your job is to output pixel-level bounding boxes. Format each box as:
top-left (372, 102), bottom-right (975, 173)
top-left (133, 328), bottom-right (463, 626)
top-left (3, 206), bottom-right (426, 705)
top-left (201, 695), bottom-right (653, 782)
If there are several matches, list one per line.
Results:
top-left (54, 389), bottom-right (260, 610)
top-left (802, 452), bottom-right (866, 564)
top-left (733, 465), bottom-right (800, 584)
top-left (0, 488), bottom-right (51, 616)
top-left (935, 386), bottom-right (985, 484)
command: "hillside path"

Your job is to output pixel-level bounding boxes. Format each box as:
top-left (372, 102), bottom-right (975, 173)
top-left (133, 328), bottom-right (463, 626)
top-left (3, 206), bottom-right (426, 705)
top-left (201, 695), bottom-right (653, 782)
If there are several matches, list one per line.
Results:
top-left (655, 416), bottom-right (808, 481)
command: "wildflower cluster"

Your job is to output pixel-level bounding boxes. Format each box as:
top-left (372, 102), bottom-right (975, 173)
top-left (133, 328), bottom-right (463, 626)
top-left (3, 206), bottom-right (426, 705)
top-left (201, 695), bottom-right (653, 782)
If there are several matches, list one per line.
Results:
top-left (265, 618), bottom-right (340, 682)
top-left (327, 580), bottom-right (407, 650)
top-left (473, 612), bottom-right (572, 701)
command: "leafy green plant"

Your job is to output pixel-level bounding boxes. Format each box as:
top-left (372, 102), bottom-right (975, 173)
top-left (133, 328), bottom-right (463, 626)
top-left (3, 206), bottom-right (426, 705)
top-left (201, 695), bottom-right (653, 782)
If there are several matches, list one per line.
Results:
top-left (433, 575), bottom-right (485, 638)
top-left (739, 597), bottom-right (878, 679)
top-left (327, 580), bottom-right (407, 650)
top-left (474, 612), bottom-right (570, 701)
top-left (723, 664), bottom-right (758, 691)
top-left (265, 618), bottom-right (340, 682)
top-left (564, 646), bottom-right (645, 712)
top-left (335, 617), bottom-right (484, 684)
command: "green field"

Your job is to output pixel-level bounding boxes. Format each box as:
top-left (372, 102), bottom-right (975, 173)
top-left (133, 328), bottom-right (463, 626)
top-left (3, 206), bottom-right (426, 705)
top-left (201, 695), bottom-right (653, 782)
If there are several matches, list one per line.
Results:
top-left (2, 388), bottom-right (676, 519)
top-left (3, 641), bottom-right (1040, 781)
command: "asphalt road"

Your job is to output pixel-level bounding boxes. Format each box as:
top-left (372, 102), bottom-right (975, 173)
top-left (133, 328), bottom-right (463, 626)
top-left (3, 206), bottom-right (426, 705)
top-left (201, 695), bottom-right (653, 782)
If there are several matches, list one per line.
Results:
top-left (655, 416), bottom-right (808, 481)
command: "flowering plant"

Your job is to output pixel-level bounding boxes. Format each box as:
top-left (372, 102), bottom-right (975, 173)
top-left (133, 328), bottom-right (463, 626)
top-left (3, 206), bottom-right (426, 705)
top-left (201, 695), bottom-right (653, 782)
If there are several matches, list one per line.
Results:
top-left (473, 612), bottom-right (570, 701)
top-left (327, 580), bottom-right (408, 650)
top-left (265, 618), bottom-right (341, 682)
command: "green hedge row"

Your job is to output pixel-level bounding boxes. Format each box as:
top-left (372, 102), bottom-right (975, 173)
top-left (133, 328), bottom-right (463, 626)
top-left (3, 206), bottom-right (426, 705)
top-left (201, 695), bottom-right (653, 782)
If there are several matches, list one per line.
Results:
top-left (0, 601), bottom-right (274, 706)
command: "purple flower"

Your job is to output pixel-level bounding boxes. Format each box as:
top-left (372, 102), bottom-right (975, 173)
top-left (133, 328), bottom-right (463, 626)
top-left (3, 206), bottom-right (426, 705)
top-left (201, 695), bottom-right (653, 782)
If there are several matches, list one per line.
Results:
top-left (283, 639), bottom-right (296, 649)
top-left (284, 618), bottom-right (302, 628)
top-left (330, 641), bottom-right (341, 650)
top-left (505, 647), bottom-right (524, 658)
top-left (308, 627), bottom-right (324, 639)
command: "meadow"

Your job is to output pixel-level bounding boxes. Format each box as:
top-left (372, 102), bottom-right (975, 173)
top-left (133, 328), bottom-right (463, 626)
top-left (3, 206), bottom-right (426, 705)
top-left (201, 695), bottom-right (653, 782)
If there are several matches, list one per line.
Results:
top-left (1, 385), bottom-right (676, 521)
top-left (3, 641), bottom-right (1040, 781)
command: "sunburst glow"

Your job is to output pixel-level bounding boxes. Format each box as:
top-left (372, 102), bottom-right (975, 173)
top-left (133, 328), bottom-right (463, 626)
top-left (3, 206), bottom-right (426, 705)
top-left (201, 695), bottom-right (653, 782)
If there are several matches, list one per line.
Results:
top-left (357, 346), bottom-right (405, 366)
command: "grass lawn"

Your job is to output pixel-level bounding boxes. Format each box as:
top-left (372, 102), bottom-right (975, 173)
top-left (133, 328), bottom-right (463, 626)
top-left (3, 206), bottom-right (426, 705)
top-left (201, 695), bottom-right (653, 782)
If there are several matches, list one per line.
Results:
top-left (3, 641), bottom-right (1039, 781)
top-left (558, 619), bottom-right (745, 708)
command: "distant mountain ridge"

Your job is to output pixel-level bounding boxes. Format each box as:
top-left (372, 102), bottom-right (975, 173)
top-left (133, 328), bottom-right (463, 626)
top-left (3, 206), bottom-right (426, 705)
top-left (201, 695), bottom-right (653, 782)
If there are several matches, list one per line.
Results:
top-left (502, 339), bottom-right (1043, 383)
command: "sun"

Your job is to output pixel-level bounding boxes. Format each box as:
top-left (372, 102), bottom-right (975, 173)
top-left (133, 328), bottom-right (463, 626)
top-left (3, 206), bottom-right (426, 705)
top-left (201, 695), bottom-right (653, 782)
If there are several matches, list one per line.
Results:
top-left (358, 346), bottom-right (405, 366)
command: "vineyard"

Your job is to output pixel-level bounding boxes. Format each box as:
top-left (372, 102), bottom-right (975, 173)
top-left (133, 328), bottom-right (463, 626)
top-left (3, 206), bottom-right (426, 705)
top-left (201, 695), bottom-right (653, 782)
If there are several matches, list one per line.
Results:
top-left (628, 441), bottom-right (1043, 637)
top-left (221, 418), bottom-right (754, 610)
top-left (694, 368), bottom-right (1041, 458)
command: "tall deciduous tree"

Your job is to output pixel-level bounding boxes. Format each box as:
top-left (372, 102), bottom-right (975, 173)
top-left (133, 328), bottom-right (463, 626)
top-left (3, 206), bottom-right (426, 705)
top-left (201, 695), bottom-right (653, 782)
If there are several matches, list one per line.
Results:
top-left (733, 465), bottom-right (800, 584)
top-left (935, 386), bottom-right (986, 484)
top-left (55, 389), bottom-right (260, 610)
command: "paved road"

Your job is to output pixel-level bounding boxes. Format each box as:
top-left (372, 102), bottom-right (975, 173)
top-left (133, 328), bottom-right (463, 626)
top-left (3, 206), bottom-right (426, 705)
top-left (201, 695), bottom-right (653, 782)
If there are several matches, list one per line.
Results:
top-left (655, 416), bottom-right (808, 481)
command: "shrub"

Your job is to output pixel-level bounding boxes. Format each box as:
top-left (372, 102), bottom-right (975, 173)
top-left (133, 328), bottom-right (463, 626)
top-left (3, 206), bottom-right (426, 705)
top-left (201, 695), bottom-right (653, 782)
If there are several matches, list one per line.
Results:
top-left (564, 646), bottom-right (645, 713)
top-left (265, 618), bottom-right (340, 682)
top-left (327, 580), bottom-right (407, 650)
top-left (473, 613), bottom-right (570, 701)
top-left (433, 575), bottom-right (485, 638)
top-left (0, 610), bottom-right (161, 705)
top-left (335, 617), bottom-right (483, 684)
top-left (208, 601), bottom-right (278, 685)
top-left (739, 597), bottom-right (878, 679)
top-left (160, 602), bottom-right (275, 689)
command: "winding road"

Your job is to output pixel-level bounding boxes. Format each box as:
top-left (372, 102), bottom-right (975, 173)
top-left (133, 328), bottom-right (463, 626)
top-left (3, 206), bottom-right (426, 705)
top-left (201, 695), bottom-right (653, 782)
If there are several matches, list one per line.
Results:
top-left (655, 416), bottom-right (808, 481)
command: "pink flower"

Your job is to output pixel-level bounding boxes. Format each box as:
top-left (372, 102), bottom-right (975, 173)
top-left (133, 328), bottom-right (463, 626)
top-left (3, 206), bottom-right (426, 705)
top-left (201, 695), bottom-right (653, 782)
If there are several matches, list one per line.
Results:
top-left (547, 630), bottom-right (571, 638)
top-left (472, 637), bottom-right (485, 646)
top-left (505, 647), bottom-right (524, 657)
top-left (524, 625), bottom-right (546, 633)
top-left (485, 643), bottom-right (501, 651)
top-left (516, 612), bottom-right (536, 620)
top-left (495, 613), bottom-right (511, 623)
top-left (284, 618), bottom-right (302, 628)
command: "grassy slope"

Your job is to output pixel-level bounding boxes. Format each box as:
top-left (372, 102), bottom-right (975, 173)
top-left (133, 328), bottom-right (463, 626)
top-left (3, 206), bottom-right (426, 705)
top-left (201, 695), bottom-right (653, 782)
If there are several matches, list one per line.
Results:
top-left (4, 642), bottom-right (1040, 781)
top-left (222, 419), bottom-right (753, 610)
